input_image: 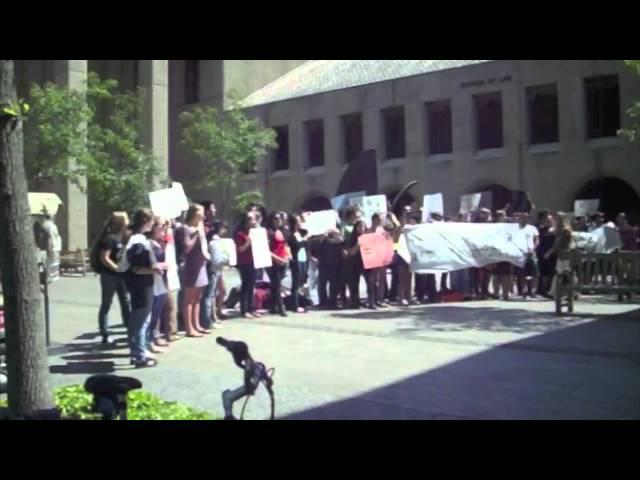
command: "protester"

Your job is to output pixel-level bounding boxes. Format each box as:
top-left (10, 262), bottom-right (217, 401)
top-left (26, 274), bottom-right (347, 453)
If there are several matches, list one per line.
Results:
top-left (492, 210), bottom-right (513, 301)
top-left (346, 220), bottom-right (377, 309)
top-left (202, 220), bottom-right (229, 329)
top-left (162, 218), bottom-right (182, 342)
top-left (288, 214), bottom-right (309, 313)
top-left (616, 213), bottom-right (639, 251)
top-left (514, 212), bottom-right (540, 299)
top-left (312, 230), bottom-right (344, 310)
top-left (471, 208), bottom-right (492, 299)
top-left (341, 206), bottom-right (360, 308)
top-left (41, 212), bottom-right (62, 272)
top-left (92, 212), bottom-right (131, 345)
top-left (545, 212), bottom-right (576, 297)
top-left (180, 204), bottom-right (210, 337)
top-left (200, 201), bottom-right (217, 236)
top-left (536, 210), bottom-right (556, 298)
top-left (148, 217), bottom-right (170, 354)
top-left (369, 213), bottom-right (390, 308)
top-left (122, 209), bottom-right (165, 368)
top-left (235, 212), bottom-right (260, 319)
top-left (267, 212), bottom-right (291, 317)
top-left (589, 212), bottom-right (605, 232)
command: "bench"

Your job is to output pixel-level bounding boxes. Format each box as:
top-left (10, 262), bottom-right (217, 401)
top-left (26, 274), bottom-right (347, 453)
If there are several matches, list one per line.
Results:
top-left (555, 251), bottom-right (640, 315)
top-left (59, 249), bottom-right (89, 276)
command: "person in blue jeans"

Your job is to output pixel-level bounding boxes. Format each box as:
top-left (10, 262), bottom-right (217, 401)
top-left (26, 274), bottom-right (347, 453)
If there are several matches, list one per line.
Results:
top-left (123, 209), bottom-right (166, 368)
top-left (92, 212), bottom-right (131, 345)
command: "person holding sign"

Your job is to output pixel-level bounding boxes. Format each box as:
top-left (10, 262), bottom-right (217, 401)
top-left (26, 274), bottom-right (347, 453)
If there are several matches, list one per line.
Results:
top-left (234, 213), bottom-right (260, 319)
top-left (346, 220), bottom-right (377, 309)
top-left (368, 213), bottom-right (391, 308)
top-left (180, 205), bottom-right (211, 337)
top-left (267, 213), bottom-right (291, 317)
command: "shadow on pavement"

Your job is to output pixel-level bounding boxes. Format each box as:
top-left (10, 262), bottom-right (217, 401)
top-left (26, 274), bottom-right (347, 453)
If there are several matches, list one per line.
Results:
top-left (331, 303), bottom-right (634, 335)
top-left (283, 311), bottom-right (640, 420)
top-left (50, 361), bottom-right (116, 375)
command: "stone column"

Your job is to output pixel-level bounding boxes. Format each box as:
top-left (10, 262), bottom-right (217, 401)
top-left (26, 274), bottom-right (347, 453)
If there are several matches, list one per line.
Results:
top-left (53, 60), bottom-right (88, 251)
top-left (138, 60), bottom-right (169, 188)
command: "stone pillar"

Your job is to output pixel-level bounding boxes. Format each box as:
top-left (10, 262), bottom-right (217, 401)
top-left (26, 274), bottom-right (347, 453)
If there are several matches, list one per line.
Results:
top-left (53, 60), bottom-right (88, 251)
top-left (138, 60), bottom-right (169, 188)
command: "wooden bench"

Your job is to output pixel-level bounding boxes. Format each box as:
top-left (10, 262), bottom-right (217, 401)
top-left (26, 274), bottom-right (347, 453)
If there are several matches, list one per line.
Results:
top-left (59, 249), bottom-right (89, 276)
top-left (555, 251), bottom-right (640, 315)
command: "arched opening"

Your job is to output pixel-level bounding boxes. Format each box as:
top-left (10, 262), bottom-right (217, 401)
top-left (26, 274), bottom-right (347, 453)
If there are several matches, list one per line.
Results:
top-left (574, 177), bottom-right (640, 225)
top-left (471, 183), bottom-right (512, 212)
top-left (300, 194), bottom-right (332, 213)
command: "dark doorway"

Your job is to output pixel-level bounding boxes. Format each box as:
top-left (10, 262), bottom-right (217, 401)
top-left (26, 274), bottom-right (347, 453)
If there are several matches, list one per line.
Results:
top-left (471, 184), bottom-right (512, 212)
top-left (574, 177), bottom-right (640, 225)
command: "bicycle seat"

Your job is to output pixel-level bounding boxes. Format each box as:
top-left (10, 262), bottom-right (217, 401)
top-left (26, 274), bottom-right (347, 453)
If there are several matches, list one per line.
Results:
top-left (84, 375), bottom-right (142, 396)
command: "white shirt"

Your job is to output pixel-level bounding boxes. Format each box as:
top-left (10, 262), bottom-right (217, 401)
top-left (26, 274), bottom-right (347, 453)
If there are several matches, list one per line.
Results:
top-left (42, 219), bottom-right (62, 252)
top-left (516, 224), bottom-right (539, 253)
top-left (151, 240), bottom-right (168, 296)
top-left (165, 231), bottom-right (181, 292)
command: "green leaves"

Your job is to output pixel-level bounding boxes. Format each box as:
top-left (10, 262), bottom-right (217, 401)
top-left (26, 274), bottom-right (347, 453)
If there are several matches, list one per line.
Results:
top-left (24, 71), bottom-right (158, 213)
top-left (620, 60), bottom-right (640, 143)
top-left (0, 384), bottom-right (218, 420)
top-left (179, 99), bottom-right (277, 194)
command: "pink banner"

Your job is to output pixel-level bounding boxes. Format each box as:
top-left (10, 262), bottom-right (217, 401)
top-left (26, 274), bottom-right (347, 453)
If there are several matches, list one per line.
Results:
top-left (359, 232), bottom-right (395, 270)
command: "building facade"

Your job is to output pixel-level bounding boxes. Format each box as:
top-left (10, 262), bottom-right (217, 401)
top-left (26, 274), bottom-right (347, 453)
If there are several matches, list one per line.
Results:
top-left (232, 60), bottom-right (640, 223)
top-left (16, 60), bottom-right (640, 249)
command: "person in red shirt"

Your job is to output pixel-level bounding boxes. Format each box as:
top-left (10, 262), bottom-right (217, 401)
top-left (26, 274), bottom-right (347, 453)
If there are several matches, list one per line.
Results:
top-left (234, 213), bottom-right (259, 319)
top-left (616, 212), bottom-right (639, 251)
top-left (267, 212), bottom-right (291, 316)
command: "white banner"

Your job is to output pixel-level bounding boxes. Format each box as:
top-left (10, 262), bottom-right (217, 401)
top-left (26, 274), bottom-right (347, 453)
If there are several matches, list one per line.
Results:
top-left (303, 210), bottom-right (340, 237)
top-left (405, 223), bottom-right (526, 272)
top-left (149, 188), bottom-right (182, 219)
top-left (349, 194), bottom-right (387, 228)
top-left (574, 226), bottom-right (622, 253)
top-left (249, 227), bottom-right (273, 269)
top-left (574, 199), bottom-right (599, 217)
top-left (331, 191), bottom-right (365, 211)
top-left (422, 193), bottom-right (444, 223)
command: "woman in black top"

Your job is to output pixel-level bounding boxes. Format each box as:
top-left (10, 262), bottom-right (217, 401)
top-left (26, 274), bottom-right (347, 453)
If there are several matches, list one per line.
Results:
top-left (92, 212), bottom-right (131, 345)
top-left (288, 214), bottom-right (309, 313)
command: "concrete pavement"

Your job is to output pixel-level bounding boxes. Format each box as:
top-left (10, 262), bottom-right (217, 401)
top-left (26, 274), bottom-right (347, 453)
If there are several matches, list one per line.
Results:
top-left (43, 273), bottom-right (640, 419)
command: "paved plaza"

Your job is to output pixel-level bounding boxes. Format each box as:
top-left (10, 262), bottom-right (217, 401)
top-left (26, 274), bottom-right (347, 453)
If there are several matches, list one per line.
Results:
top-left (44, 272), bottom-right (640, 420)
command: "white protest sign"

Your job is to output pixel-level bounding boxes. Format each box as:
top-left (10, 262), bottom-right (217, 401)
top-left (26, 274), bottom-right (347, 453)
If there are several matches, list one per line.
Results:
top-left (303, 210), bottom-right (340, 237)
top-left (405, 222), bottom-right (526, 272)
top-left (149, 188), bottom-right (182, 219)
top-left (349, 194), bottom-right (387, 228)
top-left (459, 193), bottom-right (482, 215)
top-left (574, 199), bottom-right (599, 217)
top-left (422, 193), bottom-right (444, 223)
top-left (219, 238), bottom-right (237, 267)
top-left (397, 233), bottom-right (411, 264)
top-left (171, 182), bottom-right (189, 213)
top-left (249, 227), bottom-right (273, 269)
top-left (331, 191), bottom-right (365, 211)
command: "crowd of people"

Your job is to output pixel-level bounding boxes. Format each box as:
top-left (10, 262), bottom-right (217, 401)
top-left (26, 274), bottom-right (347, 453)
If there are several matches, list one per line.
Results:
top-left (90, 198), bottom-right (640, 369)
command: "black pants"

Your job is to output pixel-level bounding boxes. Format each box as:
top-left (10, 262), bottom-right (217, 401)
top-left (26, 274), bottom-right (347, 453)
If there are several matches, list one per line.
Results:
top-left (267, 264), bottom-right (286, 314)
top-left (238, 264), bottom-right (256, 315)
top-left (389, 263), bottom-right (399, 300)
top-left (289, 260), bottom-right (303, 311)
top-left (98, 273), bottom-right (131, 336)
top-left (349, 264), bottom-right (376, 307)
top-left (363, 269), bottom-right (377, 307)
top-left (415, 273), bottom-right (437, 303)
top-left (318, 265), bottom-right (340, 307)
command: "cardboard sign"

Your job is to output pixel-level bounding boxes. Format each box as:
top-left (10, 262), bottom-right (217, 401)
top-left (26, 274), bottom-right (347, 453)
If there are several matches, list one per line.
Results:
top-left (459, 191), bottom-right (492, 214)
top-left (28, 192), bottom-right (63, 216)
top-left (249, 227), bottom-right (273, 269)
top-left (219, 238), bottom-right (237, 267)
top-left (149, 188), bottom-right (181, 219)
top-left (422, 193), bottom-right (444, 223)
top-left (171, 182), bottom-right (190, 213)
top-left (331, 191), bottom-right (365, 211)
top-left (574, 199), bottom-right (599, 217)
top-left (303, 210), bottom-right (340, 237)
top-left (350, 194), bottom-right (387, 228)
top-left (359, 232), bottom-right (395, 270)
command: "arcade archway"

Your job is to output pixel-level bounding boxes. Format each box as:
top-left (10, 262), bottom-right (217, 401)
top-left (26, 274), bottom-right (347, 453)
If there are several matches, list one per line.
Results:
top-left (574, 177), bottom-right (640, 225)
top-left (300, 194), bottom-right (332, 213)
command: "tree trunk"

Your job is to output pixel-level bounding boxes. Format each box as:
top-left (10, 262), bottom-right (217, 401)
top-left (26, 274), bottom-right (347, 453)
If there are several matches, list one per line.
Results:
top-left (0, 59), bottom-right (55, 418)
